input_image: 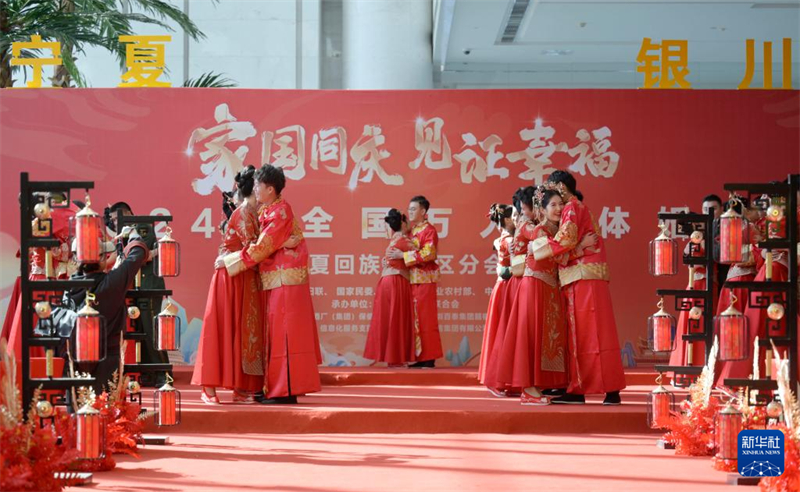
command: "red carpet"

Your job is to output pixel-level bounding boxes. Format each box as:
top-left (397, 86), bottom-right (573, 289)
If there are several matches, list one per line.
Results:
top-left (78, 366), bottom-right (737, 492)
top-left (140, 367), bottom-right (677, 435)
top-left (172, 365), bottom-right (667, 387)
top-left (89, 433), bottom-right (735, 491)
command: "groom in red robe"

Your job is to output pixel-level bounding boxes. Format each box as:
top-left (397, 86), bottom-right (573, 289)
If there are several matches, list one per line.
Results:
top-left (224, 165), bottom-right (321, 404)
top-left (388, 195), bottom-right (443, 368)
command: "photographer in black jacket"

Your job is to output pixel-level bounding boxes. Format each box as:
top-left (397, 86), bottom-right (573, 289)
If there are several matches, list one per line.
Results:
top-left (63, 228), bottom-right (149, 394)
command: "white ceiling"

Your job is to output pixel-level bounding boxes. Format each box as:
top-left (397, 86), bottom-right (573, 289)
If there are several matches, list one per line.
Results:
top-left (434, 0), bottom-right (800, 88)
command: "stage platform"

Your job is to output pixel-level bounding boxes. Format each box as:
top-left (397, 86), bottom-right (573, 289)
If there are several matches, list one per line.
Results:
top-left (85, 367), bottom-right (738, 492)
top-left (139, 366), bottom-right (680, 435)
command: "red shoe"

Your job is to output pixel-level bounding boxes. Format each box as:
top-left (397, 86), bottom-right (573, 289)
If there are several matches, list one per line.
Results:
top-left (520, 389), bottom-right (549, 406)
top-left (201, 388), bottom-right (220, 405)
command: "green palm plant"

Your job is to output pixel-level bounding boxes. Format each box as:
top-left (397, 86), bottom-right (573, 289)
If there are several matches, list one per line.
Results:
top-left (0, 0), bottom-right (207, 88)
top-left (183, 71), bottom-right (236, 88)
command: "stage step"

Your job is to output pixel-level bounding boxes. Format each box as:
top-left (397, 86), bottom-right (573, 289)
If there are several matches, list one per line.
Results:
top-left (143, 383), bottom-right (672, 435)
top-left (170, 365), bottom-right (664, 387)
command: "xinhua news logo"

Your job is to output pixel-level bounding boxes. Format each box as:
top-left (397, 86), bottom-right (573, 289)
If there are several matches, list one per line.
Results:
top-left (738, 430), bottom-right (785, 478)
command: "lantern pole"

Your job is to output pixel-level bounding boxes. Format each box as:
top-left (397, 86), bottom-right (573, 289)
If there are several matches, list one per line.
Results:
top-left (115, 210), bottom-right (175, 413)
top-left (722, 176), bottom-right (799, 397)
top-left (654, 210), bottom-right (715, 388)
top-left (19, 173), bottom-right (97, 416)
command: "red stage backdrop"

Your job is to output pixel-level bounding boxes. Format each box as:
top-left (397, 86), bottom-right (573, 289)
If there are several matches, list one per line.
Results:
top-left (0, 89), bottom-right (797, 368)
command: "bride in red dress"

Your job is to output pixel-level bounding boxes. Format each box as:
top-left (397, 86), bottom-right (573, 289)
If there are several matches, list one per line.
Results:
top-left (478, 204), bottom-right (515, 388)
top-left (364, 209), bottom-right (416, 366)
top-left (534, 171), bottom-right (627, 405)
top-left (192, 167), bottom-right (264, 404)
top-left (192, 167), bottom-right (300, 404)
top-left (482, 188), bottom-right (528, 396)
top-left (499, 187), bottom-right (595, 405)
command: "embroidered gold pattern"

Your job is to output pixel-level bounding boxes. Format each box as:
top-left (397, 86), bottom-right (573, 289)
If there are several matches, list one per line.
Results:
top-left (410, 269), bottom-right (440, 284)
top-left (554, 221), bottom-right (579, 249)
top-left (558, 262), bottom-right (610, 286)
top-left (260, 266), bottom-right (309, 290)
top-left (541, 283), bottom-right (566, 373)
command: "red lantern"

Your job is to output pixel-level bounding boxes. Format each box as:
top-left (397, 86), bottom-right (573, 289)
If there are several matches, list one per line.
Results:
top-left (649, 224), bottom-right (678, 276)
top-left (75, 294), bottom-right (105, 363)
top-left (715, 402), bottom-right (743, 461)
top-left (717, 199), bottom-right (749, 264)
top-left (155, 300), bottom-right (181, 351)
top-left (766, 196), bottom-right (786, 239)
top-left (154, 376), bottom-right (181, 426)
top-left (73, 198), bottom-right (102, 264)
top-left (75, 403), bottom-right (105, 460)
top-left (157, 227), bottom-right (180, 277)
top-left (715, 293), bottom-right (749, 361)
top-left (648, 298), bottom-right (676, 353)
top-left (647, 375), bottom-right (675, 429)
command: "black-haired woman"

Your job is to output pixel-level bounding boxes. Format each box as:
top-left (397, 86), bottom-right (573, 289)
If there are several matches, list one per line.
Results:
top-left (533, 170), bottom-right (626, 405)
top-left (503, 187), bottom-right (595, 405)
top-left (192, 165), bottom-right (264, 404)
top-left (483, 188), bottom-right (532, 396)
top-left (478, 203), bottom-right (515, 389)
top-left (364, 209), bottom-right (416, 366)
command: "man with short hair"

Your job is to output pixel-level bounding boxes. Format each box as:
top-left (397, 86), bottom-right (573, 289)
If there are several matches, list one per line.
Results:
top-left (105, 201), bottom-right (169, 386)
top-left (701, 193), bottom-right (729, 295)
top-left (223, 165), bottom-right (321, 404)
top-left (62, 229), bottom-right (149, 395)
top-left (702, 194), bottom-right (723, 219)
top-left (388, 195), bottom-right (443, 368)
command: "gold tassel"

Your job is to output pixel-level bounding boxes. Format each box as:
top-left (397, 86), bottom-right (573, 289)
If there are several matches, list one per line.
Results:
top-left (45, 349), bottom-right (54, 378)
top-left (45, 249), bottom-right (55, 279)
top-left (765, 251), bottom-right (773, 281)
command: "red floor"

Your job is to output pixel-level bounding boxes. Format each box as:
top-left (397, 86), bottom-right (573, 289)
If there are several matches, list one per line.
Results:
top-left (88, 433), bottom-right (735, 492)
top-left (82, 367), bottom-right (731, 491)
top-left (147, 367), bottom-right (679, 435)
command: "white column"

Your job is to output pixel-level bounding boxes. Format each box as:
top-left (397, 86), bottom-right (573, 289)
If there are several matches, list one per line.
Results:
top-left (298, 0), bottom-right (322, 89)
top-left (342, 0), bottom-right (433, 89)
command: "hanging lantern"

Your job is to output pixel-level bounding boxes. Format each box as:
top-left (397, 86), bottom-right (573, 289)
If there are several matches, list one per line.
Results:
top-left (689, 306), bottom-right (703, 320)
top-left (648, 298), bottom-right (676, 352)
top-left (155, 299), bottom-right (181, 351)
top-left (717, 198), bottom-right (749, 264)
top-left (35, 301), bottom-right (55, 337)
top-left (766, 201), bottom-right (785, 223)
top-left (715, 402), bottom-right (743, 461)
top-left (73, 197), bottom-right (102, 264)
top-left (766, 400), bottom-right (783, 423)
top-left (128, 380), bottom-right (141, 395)
top-left (647, 374), bottom-right (675, 429)
top-left (36, 399), bottom-right (54, 419)
top-left (74, 402), bottom-right (105, 460)
top-left (766, 196), bottom-right (786, 239)
top-left (74, 293), bottom-right (105, 363)
top-left (767, 303), bottom-right (785, 321)
top-left (154, 375), bottom-right (181, 426)
top-left (33, 201), bottom-right (51, 220)
top-left (715, 293), bottom-right (748, 362)
top-left (35, 301), bottom-right (52, 320)
top-left (128, 305), bottom-right (141, 320)
top-left (649, 224), bottom-right (678, 276)
top-left (157, 226), bottom-right (181, 277)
